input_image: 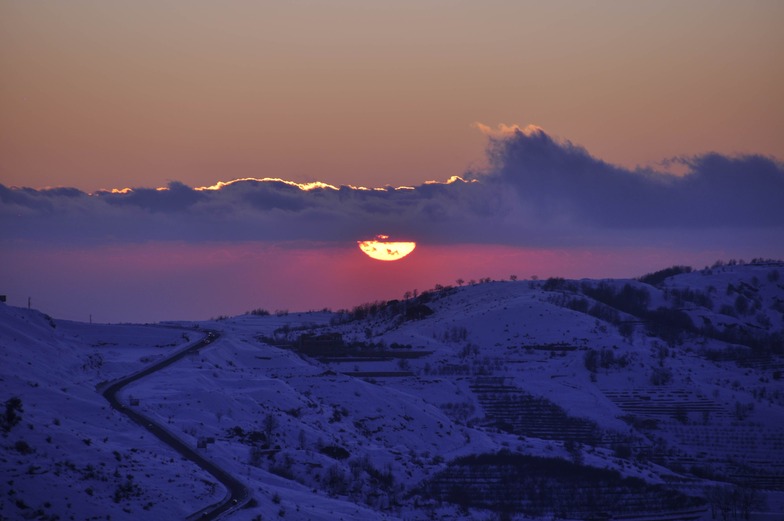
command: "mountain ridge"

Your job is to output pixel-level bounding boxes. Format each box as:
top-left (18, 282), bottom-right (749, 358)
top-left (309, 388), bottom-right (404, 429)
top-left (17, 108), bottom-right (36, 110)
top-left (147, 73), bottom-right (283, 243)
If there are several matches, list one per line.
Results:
top-left (2, 261), bottom-right (783, 520)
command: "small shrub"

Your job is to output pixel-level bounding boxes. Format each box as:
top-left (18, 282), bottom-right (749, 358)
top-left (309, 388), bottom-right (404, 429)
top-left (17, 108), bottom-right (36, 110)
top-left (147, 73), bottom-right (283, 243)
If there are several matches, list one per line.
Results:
top-left (650, 367), bottom-right (672, 386)
top-left (14, 440), bottom-right (33, 454)
top-left (1, 397), bottom-right (23, 434)
top-left (319, 445), bottom-right (350, 460)
top-left (113, 477), bottom-right (142, 503)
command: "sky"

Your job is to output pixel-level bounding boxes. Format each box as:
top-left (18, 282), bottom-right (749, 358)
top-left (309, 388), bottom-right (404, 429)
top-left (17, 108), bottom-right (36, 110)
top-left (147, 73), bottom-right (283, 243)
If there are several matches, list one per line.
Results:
top-left (1, 1), bottom-right (783, 322)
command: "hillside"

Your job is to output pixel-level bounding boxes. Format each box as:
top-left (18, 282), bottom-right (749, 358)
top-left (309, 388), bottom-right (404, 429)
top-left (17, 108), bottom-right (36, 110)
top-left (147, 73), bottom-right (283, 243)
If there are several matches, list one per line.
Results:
top-left (2, 261), bottom-right (784, 520)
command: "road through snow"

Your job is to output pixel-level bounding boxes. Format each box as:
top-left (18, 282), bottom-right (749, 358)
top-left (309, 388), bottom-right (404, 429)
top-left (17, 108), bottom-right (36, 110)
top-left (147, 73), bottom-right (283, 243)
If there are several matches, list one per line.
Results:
top-left (98, 329), bottom-right (250, 520)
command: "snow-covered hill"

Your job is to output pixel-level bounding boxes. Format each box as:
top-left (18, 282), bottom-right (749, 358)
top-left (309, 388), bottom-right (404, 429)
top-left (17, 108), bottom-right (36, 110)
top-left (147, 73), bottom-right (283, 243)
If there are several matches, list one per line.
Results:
top-left (2, 260), bottom-right (783, 520)
top-left (0, 307), bottom-right (222, 520)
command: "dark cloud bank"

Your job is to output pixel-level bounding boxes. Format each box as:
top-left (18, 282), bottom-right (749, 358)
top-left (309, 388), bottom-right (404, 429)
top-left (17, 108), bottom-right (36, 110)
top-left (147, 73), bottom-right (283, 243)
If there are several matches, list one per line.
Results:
top-left (2, 127), bottom-right (783, 250)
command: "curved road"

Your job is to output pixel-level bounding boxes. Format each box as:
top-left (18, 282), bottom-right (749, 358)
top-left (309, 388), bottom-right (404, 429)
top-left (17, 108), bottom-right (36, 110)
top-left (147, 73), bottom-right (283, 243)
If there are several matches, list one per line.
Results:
top-left (98, 329), bottom-right (250, 520)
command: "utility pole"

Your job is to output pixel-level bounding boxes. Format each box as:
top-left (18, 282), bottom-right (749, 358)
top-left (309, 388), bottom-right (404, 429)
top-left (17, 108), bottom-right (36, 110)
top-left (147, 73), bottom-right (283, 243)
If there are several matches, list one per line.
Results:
top-left (27, 297), bottom-right (31, 309)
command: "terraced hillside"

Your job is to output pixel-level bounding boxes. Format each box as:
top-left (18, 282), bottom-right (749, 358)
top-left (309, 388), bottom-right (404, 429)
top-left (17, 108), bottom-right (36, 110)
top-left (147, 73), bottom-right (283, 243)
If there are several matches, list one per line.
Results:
top-left (2, 260), bottom-right (783, 520)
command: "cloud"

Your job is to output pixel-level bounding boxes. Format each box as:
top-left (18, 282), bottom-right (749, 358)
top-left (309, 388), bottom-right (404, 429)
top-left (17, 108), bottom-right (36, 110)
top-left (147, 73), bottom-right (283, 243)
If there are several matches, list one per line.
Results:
top-left (2, 126), bottom-right (782, 251)
top-left (482, 125), bottom-right (784, 230)
top-left (473, 122), bottom-right (544, 138)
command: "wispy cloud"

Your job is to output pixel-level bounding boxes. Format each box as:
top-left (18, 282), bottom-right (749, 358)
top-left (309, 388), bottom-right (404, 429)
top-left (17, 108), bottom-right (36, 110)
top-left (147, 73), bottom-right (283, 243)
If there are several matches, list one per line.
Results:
top-left (473, 122), bottom-right (544, 138)
top-left (2, 126), bottom-right (782, 250)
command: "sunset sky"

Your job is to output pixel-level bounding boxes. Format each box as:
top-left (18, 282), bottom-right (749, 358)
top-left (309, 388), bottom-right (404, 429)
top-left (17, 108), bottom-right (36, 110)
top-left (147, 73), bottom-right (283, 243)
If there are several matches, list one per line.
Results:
top-left (1, 1), bottom-right (783, 322)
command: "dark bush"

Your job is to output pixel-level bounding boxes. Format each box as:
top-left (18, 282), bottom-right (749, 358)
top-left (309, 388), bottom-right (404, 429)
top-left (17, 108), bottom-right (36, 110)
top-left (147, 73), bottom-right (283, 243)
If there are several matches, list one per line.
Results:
top-left (582, 282), bottom-right (650, 318)
top-left (14, 440), bottom-right (33, 455)
top-left (645, 307), bottom-right (694, 345)
top-left (420, 452), bottom-right (702, 517)
top-left (668, 288), bottom-right (713, 310)
top-left (638, 265), bottom-right (692, 287)
top-left (319, 445), bottom-right (350, 460)
top-left (650, 367), bottom-right (673, 386)
top-left (543, 277), bottom-right (567, 291)
top-left (406, 303), bottom-right (433, 320)
top-left (1, 397), bottom-right (23, 434)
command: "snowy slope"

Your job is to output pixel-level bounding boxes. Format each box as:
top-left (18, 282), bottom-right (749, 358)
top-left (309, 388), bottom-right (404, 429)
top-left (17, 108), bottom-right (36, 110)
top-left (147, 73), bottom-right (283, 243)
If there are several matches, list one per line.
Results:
top-left (2, 261), bottom-right (784, 520)
top-left (0, 306), bottom-right (222, 520)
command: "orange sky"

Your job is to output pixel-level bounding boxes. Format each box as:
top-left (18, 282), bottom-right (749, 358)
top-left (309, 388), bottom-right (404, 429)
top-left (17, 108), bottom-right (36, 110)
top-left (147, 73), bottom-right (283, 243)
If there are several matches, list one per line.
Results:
top-left (2, 1), bottom-right (782, 192)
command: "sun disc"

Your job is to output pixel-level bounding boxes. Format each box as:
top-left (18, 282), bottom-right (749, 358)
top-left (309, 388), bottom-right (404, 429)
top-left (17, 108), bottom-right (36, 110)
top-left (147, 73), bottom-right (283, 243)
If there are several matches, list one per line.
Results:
top-left (357, 236), bottom-right (416, 261)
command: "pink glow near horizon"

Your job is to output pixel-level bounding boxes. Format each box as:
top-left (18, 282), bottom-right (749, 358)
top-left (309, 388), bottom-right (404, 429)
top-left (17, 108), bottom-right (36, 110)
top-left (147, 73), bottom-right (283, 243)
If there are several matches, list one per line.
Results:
top-left (0, 242), bottom-right (733, 323)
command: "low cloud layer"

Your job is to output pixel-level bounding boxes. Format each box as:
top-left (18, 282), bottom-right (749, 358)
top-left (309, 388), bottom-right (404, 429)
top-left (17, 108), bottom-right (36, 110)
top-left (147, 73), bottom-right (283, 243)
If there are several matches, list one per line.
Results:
top-left (482, 125), bottom-right (784, 229)
top-left (2, 126), bottom-right (783, 250)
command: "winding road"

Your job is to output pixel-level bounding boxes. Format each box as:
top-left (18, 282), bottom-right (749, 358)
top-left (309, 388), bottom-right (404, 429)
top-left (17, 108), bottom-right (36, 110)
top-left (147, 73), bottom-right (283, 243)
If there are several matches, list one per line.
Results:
top-left (98, 329), bottom-right (250, 520)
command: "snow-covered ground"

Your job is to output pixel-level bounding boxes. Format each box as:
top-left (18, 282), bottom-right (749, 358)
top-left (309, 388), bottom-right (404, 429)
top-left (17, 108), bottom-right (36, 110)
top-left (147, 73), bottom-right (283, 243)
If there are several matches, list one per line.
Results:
top-left (0, 307), bottom-right (223, 520)
top-left (2, 261), bottom-right (783, 520)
